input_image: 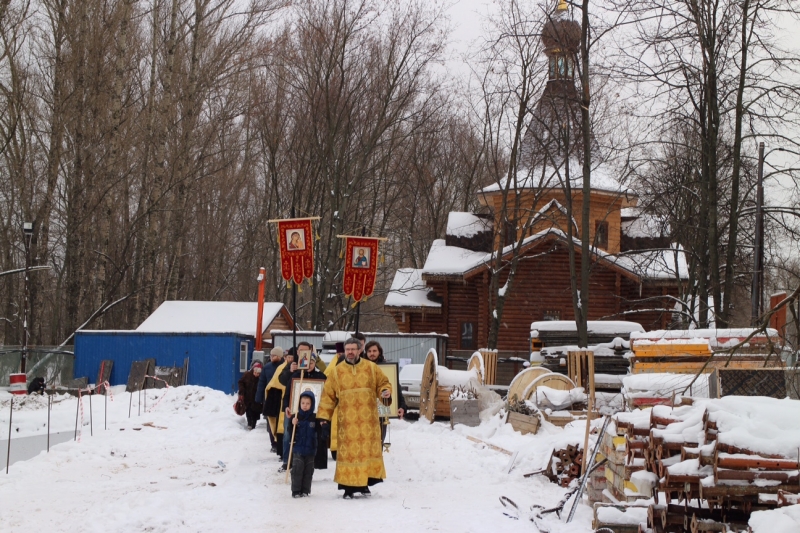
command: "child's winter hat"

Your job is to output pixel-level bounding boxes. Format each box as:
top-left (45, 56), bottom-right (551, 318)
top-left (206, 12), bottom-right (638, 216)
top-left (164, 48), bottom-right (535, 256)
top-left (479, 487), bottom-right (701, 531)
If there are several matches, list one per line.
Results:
top-left (251, 360), bottom-right (263, 370)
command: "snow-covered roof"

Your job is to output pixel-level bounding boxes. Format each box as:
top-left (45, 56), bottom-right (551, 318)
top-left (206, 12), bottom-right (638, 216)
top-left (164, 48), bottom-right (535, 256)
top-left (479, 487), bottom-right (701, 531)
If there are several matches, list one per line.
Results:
top-left (631, 328), bottom-right (780, 346)
top-left (481, 159), bottom-right (629, 195)
top-left (136, 301), bottom-right (287, 336)
top-left (446, 212), bottom-right (492, 238)
top-left (611, 246), bottom-right (689, 280)
top-left (384, 268), bottom-right (442, 309)
top-left (531, 320), bottom-right (644, 336)
top-left (421, 239), bottom-right (489, 276)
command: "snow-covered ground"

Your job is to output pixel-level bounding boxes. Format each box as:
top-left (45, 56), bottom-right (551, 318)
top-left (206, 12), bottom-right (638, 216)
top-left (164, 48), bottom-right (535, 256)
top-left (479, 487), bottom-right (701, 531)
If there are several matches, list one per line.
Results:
top-left (0, 386), bottom-right (595, 533)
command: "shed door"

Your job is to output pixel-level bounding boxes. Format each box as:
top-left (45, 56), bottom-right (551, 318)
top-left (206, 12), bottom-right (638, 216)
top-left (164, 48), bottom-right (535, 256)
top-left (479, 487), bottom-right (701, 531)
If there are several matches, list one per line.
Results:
top-left (239, 341), bottom-right (249, 372)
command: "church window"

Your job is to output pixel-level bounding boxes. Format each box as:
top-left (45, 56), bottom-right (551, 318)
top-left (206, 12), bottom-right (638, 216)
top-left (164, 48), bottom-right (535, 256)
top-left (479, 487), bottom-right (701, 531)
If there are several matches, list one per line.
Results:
top-left (460, 322), bottom-right (475, 350)
top-left (548, 54), bottom-right (574, 80)
top-left (543, 309), bottom-right (561, 321)
top-left (595, 221), bottom-right (609, 249)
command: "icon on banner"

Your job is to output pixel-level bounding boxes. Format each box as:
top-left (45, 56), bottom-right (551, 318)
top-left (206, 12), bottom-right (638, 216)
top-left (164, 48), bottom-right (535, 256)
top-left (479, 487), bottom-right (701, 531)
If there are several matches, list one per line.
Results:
top-left (287, 229), bottom-right (306, 251)
top-left (352, 247), bottom-right (370, 268)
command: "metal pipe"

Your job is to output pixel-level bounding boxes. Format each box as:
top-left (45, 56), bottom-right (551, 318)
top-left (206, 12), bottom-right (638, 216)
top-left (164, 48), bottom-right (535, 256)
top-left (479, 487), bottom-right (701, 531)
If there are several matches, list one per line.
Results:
top-left (752, 142), bottom-right (765, 325)
top-left (21, 229), bottom-right (31, 374)
top-left (6, 398), bottom-right (13, 473)
top-left (89, 392), bottom-right (93, 437)
top-left (74, 394), bottom-right (80, 441)
top-left (566, 415), bottom-right (612, 523)
top-left (47, 393), bottom-right (51, 452)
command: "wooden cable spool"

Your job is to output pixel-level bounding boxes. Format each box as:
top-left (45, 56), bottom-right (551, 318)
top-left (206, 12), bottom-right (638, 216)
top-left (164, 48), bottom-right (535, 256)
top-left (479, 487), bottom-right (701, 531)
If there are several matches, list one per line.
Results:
top-left (507, 367), bottom-right (552, 402)
top-left (522, 373), bottom-right (577, 402)
top-left (466, 352), bottom-right (484, 385)
top-left (419, 349), bottom-right (438, 423)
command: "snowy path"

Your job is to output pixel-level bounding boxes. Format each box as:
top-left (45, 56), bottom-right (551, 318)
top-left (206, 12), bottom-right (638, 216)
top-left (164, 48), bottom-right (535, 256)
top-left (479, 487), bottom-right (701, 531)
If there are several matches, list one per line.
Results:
top-left (0, 387), bottom-right (594, 532)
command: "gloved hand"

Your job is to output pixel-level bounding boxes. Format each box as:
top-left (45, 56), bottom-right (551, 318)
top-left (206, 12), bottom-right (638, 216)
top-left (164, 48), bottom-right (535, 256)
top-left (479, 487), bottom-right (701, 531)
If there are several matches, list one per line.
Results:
top-left (318, 422), bottom-right (330, 441)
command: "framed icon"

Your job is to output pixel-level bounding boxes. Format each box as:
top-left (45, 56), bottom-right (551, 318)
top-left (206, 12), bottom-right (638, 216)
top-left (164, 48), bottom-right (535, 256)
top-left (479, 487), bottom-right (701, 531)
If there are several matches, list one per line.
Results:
top-left (352, 247), bottom-right (370, 268)
top-left (289, 378), bottom-right (325, 414)
top-left (297, 348), bottom-right (312, 370)
top-left (286, 228), bottom-right (306, 251)
top-left (377, 362), bottom-right (399, 418)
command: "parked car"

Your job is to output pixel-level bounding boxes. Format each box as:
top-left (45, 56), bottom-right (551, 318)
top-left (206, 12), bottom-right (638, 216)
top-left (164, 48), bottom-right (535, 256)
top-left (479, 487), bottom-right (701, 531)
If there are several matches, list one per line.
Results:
top-left (399, 363), bottom-right (424, 410)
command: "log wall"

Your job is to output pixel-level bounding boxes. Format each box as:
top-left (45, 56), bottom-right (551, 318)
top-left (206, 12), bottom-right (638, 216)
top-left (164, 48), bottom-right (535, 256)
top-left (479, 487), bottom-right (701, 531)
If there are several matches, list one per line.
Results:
top-left (391, 240), bottom-right (681, 354)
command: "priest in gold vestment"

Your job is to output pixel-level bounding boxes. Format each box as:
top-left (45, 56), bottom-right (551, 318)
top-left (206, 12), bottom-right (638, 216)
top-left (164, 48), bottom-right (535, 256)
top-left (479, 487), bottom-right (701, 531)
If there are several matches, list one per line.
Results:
top-left (318, 338), bottom-right (391, 499)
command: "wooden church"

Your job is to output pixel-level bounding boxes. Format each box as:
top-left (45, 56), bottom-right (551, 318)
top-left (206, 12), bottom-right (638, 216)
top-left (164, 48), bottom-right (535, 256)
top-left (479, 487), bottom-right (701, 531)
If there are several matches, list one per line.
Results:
top-left (384, 1), bottom-right (687, 356)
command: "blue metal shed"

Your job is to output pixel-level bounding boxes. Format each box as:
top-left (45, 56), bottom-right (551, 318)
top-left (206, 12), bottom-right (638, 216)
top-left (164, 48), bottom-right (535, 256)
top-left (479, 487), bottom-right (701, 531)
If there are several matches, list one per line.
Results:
top-left (73, 300), bottom-right (294, 393)
top-left (74, 331), bottom-right (254, 393)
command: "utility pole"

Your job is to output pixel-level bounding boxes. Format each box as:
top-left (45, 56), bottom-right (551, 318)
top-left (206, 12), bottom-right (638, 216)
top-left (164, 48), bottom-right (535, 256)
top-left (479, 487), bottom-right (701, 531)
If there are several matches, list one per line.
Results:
top-left (21, 221), bottom-right (34, 373)
top-left (751, 143), bottom-right (764, 326)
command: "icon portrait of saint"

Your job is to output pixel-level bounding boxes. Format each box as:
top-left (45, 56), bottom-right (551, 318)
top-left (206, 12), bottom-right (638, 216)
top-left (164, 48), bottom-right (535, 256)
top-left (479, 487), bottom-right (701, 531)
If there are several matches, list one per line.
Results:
top-left (287, 229), bottom-right (305, 251)
top-left (353, 247), bottom-right (369, 268)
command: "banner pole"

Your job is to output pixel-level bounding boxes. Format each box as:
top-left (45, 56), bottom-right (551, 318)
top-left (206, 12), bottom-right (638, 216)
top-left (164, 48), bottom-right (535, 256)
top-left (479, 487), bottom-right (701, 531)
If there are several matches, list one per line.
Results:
top-left (291, 206), bottom-right (297, 350)
top-left (285, 369), bottom-right (304, 484)
top-left (353, 226), bottom-right (366, 334)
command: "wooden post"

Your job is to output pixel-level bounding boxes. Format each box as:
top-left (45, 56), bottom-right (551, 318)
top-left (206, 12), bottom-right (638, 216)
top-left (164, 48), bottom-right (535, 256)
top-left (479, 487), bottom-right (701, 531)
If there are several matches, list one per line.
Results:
top-left (581, 351), bottom-right (595, 475)
top-left (480, 349), bottom-right (497, 385)
top-left (285, 369), bottom-right (305, 484)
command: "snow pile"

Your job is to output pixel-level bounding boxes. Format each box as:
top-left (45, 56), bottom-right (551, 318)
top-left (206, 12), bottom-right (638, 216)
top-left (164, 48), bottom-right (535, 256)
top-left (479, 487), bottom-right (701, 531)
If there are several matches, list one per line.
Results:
top-left (595, 505), bottom-right (648, 526)
top-left (750, 504), bottom-right (800, 533)
top-left (530, 386), bottom-right (587, 410)
top-left (622, 373), bottom-right (709, 399)
top-left (703, 396), bottom-right (800, 458)
top-left (531, 320), bottom-right (644, 336)
top-left (437, 366), bottom-right (478, 387)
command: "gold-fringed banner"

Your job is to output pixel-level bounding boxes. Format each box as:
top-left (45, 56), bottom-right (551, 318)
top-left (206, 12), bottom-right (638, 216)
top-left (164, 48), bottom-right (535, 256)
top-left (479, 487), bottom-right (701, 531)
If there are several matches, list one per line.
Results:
top-left (270, 217), bottom-right (319, 285)
top-left (338, 235), bottom-right (387, 302)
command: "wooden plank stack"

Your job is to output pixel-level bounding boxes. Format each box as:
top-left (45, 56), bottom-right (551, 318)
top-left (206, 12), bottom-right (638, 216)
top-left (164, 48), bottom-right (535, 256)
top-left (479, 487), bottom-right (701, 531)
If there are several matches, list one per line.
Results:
top-left (596, 401), bottom-right (800, 533)
top-left (596, 420), bottom-right (651, 504)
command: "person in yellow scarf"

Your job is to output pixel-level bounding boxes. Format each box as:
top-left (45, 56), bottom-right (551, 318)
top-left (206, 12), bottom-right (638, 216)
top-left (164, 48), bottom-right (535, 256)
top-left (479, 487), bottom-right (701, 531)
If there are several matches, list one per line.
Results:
top-left (318, 338), bottom-right (391, 499)
top-left (263, 349), bottom-right (294, 470)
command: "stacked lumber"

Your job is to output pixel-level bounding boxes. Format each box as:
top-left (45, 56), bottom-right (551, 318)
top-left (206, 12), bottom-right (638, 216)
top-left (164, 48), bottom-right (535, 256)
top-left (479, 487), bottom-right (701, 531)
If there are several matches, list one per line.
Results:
top-left (629, 329), bottom-right (784, 375)
top-left (545, 444), bottom-right (584, 487)
top-left (598, 418), bottom-right (652, 504)
top-left (605, 398), bottom-right (800, 533)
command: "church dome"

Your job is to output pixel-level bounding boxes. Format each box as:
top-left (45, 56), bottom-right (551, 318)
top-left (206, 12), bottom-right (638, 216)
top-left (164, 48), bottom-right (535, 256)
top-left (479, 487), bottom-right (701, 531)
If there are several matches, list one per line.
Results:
top-left (541, 12), bottom-right (580, 54)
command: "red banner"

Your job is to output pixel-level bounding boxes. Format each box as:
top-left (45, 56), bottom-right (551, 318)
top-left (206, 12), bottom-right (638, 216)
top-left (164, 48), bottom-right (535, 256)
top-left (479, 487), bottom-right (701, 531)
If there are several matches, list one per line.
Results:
top-left (342, 237), bottom-right (381, 302)
top-left (277, 219), bottom-right (315, 285)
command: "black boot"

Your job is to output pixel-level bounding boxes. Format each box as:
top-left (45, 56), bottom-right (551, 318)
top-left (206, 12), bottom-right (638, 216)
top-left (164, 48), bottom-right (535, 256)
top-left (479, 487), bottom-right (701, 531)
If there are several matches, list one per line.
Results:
top-left (343, 489), bottom-right (355, 499)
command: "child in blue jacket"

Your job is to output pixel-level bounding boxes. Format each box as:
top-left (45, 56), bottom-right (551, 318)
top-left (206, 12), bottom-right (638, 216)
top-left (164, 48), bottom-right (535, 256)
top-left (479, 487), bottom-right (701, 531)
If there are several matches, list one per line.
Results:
top-left (290, 390), bottom-right (318, 497)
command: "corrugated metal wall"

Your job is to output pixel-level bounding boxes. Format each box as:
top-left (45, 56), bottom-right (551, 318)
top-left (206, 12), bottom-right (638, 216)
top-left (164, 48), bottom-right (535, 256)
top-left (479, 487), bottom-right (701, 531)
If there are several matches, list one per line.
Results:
top-left (74, 332), bottom-right (253, 393)
top-left (271, 332), bottom-right (325, 351)
top-left (270, 331), bottom-right (446, 364)
top-left (369, 335), bottom-right (444, 364)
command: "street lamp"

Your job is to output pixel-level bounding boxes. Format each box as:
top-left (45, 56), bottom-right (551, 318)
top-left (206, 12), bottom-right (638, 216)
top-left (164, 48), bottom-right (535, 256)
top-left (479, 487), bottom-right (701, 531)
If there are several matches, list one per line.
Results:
top-left (21, 221), bottom-right (33, 374)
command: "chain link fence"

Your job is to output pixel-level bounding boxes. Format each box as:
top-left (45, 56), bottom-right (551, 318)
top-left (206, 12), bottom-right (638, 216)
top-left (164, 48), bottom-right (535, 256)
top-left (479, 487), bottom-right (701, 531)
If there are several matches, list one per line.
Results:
top-left (0, 347), bottom-right (75, 387)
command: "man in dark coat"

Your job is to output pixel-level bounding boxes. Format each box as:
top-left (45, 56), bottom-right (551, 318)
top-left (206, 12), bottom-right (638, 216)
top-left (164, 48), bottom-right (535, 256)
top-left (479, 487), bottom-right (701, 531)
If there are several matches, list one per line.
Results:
top-left (238, 360), bottom-right (263, 430)
top-left (257, 347), bottom-right (284, 451)
top-left (283, 353), bottom-right (328, 470)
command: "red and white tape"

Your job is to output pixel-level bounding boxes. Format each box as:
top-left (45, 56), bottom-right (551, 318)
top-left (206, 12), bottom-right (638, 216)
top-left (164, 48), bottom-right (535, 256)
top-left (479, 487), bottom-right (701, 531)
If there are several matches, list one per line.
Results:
top-left (142, 375), bottom-right (171, 413)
